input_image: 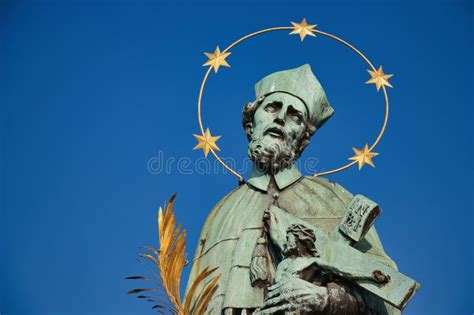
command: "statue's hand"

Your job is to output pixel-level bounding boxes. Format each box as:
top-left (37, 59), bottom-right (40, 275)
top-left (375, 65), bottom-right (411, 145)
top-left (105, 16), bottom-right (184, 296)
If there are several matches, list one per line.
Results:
top-left (254, 278), bottom-right (329, 314)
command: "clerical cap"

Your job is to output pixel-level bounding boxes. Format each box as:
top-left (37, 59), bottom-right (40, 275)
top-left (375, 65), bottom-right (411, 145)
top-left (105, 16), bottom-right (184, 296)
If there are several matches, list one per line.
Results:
top-left (255, 64), bottom-right (334, 129)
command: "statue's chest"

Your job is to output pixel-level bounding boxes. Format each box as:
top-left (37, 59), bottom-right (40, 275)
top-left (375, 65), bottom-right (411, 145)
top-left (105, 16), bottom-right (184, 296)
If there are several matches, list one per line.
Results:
top-left (205, 181), bottom-right (345, 249)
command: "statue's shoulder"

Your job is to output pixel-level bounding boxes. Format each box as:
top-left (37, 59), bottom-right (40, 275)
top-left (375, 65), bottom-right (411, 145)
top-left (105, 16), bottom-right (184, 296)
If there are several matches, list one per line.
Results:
top-left (199, 184), bottom-right (251, 231)
top-left (213, 183), bottom-right (253, 210)
top-left (299, 176), bottom-right (354, 205)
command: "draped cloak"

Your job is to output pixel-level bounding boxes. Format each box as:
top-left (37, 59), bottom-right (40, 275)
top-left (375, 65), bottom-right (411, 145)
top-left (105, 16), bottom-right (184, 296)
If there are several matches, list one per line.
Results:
top-left (186, 165), bottom-right (400, 315)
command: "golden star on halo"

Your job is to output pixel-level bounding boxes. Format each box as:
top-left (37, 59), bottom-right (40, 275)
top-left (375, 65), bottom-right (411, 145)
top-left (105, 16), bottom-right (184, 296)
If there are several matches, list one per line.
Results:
top-left (349, 144), bottom-right (379, 170)
top-left (290, 18), bottom-right (317, 41)
top-left (203, 46), bottom-right (231, 73)
top-left (366, 66), bottom-right (393, 91)
top-left (193, 128), bottom-right (221, 157)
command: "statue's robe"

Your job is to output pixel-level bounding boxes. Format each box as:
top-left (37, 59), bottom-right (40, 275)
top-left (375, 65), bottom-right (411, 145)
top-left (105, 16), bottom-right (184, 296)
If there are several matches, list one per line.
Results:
top-left (186, 165), bottom-right (400, 314)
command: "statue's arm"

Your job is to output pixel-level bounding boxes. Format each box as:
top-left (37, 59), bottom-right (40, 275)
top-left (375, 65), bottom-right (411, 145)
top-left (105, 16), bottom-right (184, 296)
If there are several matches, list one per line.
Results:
top-left (355, 227), bottom-right (401, 315)
top-left (184, 187), bottom-right (241, 295)
top-left (355, 227), bottom-right (397, 269)
top-left (328, 181), bottom-right (402, 314)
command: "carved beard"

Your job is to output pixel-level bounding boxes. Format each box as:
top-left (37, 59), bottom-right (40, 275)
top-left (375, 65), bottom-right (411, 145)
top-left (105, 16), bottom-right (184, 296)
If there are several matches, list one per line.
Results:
top-left (248, 126), bottom-right (298, 174)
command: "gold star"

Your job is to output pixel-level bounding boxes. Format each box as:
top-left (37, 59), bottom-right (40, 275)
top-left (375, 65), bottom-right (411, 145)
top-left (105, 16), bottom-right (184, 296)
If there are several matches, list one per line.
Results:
top-left (193, 128), bottom-right (221, 157)
top-left (290, 18), bottom-right (317, 41)
top-left (349, 144), bottom-right (379, 170)
top-left (366, 66), bottom-right (393, 91)
top-left (203, 46), bottom-right (231, 73)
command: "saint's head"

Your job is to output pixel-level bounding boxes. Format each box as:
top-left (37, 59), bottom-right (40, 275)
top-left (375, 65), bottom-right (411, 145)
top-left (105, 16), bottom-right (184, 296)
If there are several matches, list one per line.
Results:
top-left (242, 64), bottom-right (333, 174)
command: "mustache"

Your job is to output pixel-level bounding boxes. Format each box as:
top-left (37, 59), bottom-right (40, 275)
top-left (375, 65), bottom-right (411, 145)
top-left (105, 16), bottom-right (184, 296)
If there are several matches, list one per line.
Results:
top-left (262, 124), bottom-right (288, 140)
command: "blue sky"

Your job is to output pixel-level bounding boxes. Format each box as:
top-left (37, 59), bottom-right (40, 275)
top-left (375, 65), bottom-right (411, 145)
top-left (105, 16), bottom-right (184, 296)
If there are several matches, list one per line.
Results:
top-left (1, 1), bottom-right (472, 314)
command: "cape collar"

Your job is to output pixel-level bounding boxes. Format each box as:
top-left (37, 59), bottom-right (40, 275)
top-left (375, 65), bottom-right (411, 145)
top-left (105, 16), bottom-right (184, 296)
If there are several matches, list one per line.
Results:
top-left (247, 163), bottom-right (302, 192)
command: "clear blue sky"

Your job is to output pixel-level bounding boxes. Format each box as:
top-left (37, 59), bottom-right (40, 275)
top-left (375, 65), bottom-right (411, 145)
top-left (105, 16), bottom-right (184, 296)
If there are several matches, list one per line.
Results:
top-left (1, 1), bottom-right (472, 314)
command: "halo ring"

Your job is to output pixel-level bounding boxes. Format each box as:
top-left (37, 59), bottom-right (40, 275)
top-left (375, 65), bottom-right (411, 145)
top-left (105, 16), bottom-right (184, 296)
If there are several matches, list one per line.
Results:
top-left (197, 25), bottom-right (390, 182)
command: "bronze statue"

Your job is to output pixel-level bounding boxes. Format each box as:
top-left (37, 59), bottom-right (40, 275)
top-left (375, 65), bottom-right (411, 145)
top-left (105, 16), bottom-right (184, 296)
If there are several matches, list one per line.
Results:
top-left (186, 65), bottom-right (417, 314)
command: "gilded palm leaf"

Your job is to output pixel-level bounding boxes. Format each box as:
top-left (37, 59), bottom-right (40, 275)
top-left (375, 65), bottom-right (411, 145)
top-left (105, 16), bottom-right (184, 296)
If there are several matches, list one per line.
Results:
top-left (128, 194), bottom-right (220, 314)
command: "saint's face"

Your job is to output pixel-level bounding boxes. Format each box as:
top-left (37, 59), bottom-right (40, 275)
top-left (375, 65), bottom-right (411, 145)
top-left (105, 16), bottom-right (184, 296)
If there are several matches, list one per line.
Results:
top-left (252, 93), bottom-right (308, 146)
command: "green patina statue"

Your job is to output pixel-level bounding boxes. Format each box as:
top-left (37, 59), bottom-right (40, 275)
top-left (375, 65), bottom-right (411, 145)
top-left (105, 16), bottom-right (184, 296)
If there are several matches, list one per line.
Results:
top-left (186, 65), bottom-right (418, 314)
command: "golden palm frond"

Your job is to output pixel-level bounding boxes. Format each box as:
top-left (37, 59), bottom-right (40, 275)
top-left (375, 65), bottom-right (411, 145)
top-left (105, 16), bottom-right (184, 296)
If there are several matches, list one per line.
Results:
top-left (128, 194), bottom-right (220, 314)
